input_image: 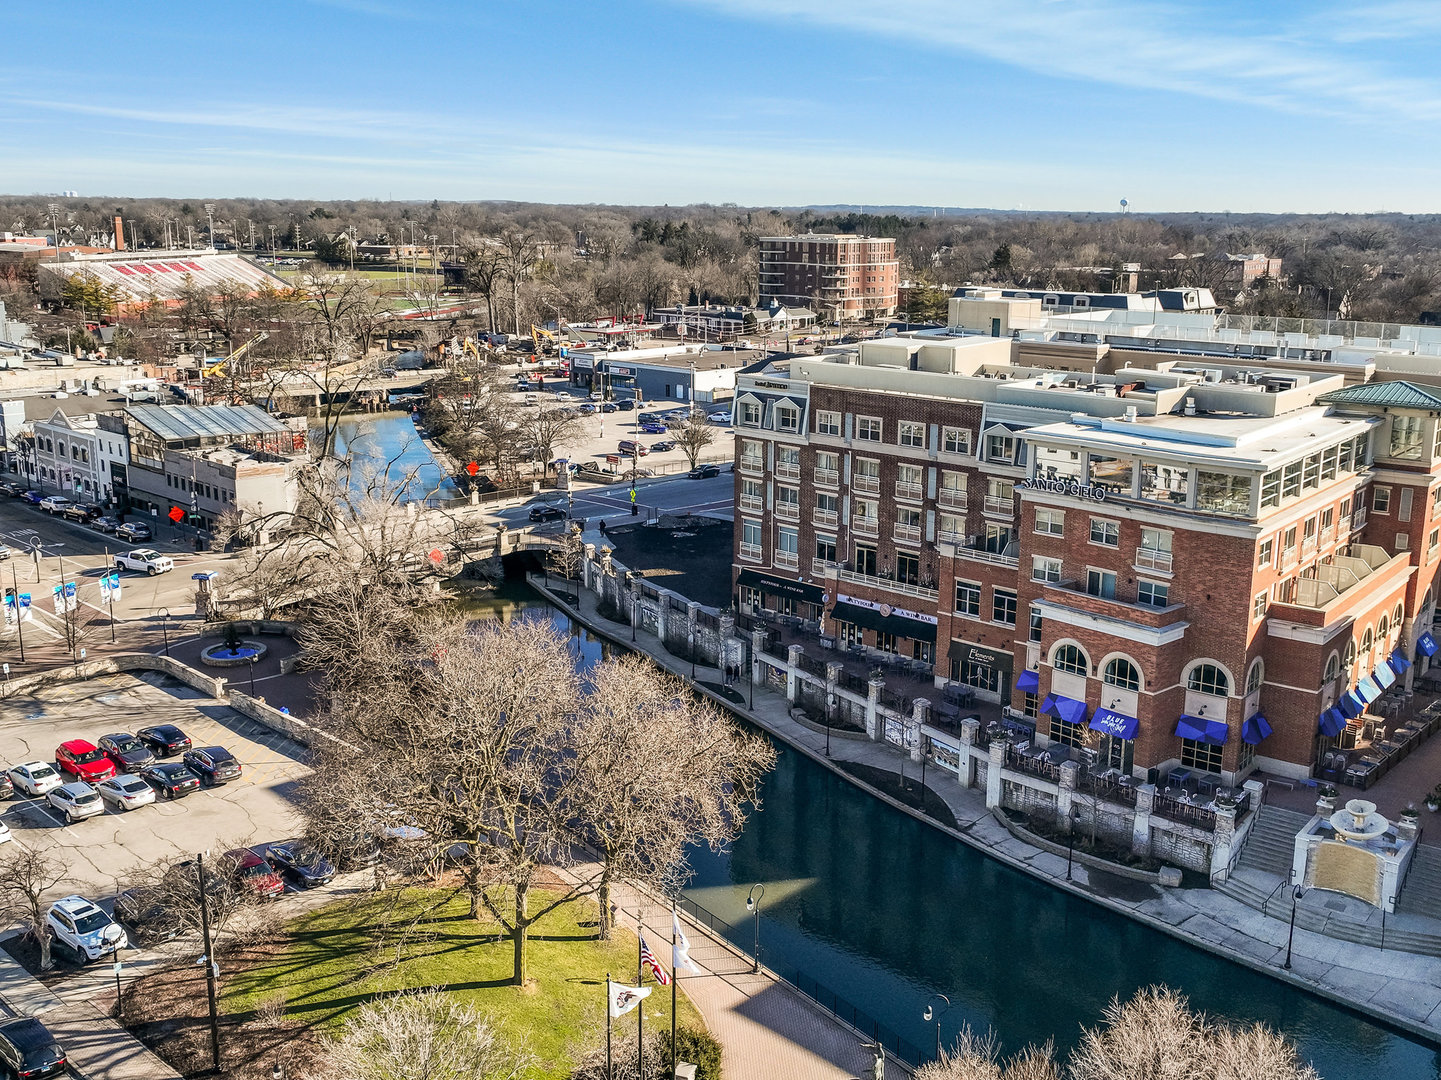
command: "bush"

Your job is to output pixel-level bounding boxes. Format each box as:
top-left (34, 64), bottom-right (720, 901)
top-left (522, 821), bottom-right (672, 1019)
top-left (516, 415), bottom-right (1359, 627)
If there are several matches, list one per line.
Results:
top-left (661, 1027), bottom-right (723, 1080)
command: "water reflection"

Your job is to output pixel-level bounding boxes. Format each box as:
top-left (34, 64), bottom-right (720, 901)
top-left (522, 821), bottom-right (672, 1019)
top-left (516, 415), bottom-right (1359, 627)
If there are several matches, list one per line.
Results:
top-left (325, 411), bottom-right (458, 502)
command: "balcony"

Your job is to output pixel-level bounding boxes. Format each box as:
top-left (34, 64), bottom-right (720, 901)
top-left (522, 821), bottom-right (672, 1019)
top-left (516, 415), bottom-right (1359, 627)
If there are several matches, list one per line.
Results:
top-left (983, 494), bottom-right (1014, 516)
top-left (894, 480), bottom-right (923, 501)
top-left (775, 551), bottom-right (799, 571)
top-left (813, 558), bottom-right (841, 577)
top-left (776, 502), bottom-right (800, 521)
top-left (853, 475), bottom-right (881, 495)
top-left (1043, 579), bottom-right (1188, 631)
top-left (853, 517), bottom-right (879, 538)
top-left (1135, 549), bottom-right (1173, 573)
top-left (1286, 543), bottom-right (1401, 609)
top-left (776, 461), bottom-right (801, 481)
top-left (815, 467), bottom-right (840, 487)
top-left (835, 566), bottom-right (939, 603)
top-left (945, 538), bottom-right (1020, 569)
top-left (893, 523), bottom-right (922, 544)
top-left (938, 529), bottom-right (966, 546)
top-left (814, 508), bottom-right (839, 527)
top-left (740, 457), bottom-right (764, 475)
top-left (937, 488), bottom-right (968, 510)
top-left (739, 494), bottom-right (763, 512)
top-left (740, 542), bottom-right (762, 561)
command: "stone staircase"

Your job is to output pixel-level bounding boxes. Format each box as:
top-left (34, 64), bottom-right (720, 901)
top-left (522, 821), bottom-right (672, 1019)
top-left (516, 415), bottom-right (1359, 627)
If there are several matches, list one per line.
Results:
top-left (1216, 804), bottom-right (1441, 956)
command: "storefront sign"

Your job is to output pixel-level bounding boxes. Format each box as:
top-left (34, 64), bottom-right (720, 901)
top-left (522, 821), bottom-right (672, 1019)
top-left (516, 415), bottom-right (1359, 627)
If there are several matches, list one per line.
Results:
top-left (753, 380), bottom-right (790, 390)
top-left (952, 640), bottom-right (1013, 670)
top-left (1020, 476), bottom-right (1108, 502)
top-left (608, 365), bottom-right (634, 377)
top-left (837, 593), bottom-right (939, 625)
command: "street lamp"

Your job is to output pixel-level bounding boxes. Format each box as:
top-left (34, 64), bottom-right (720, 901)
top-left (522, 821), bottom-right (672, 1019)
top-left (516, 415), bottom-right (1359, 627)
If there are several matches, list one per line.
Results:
top-left (1065, 806), bottom-right (1082, 881)
top-left (922, 994), bottom-right (950, 1062)
top-left (745, 883), bottom-right (765, 973)
top-left (157, 607), bottom-right (171, 657)
top-left (689, 628), bottom-right (696, 680)
top-left (248, 655), bottom-right (257, 696)
top-left (1283, 884), bottom-right (1307, 969)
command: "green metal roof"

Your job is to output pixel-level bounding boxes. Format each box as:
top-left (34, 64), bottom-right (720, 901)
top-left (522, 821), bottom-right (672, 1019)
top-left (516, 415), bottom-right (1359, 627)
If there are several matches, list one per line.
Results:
top-left (1319, 381), bottom-right (1441, 410)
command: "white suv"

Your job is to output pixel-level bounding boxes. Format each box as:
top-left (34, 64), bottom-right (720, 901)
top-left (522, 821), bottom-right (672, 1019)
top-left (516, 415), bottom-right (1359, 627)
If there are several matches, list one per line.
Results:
top-left (47, 895), bottom-right (127, 962)
top-left (38, 496), bottom-right (71, 513)
top-left (115, 549), bottom-right (174, 575)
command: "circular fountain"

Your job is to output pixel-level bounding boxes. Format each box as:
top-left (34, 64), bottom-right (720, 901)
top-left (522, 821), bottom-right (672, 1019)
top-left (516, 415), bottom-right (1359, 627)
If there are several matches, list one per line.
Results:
top-left (1328, 799), bottom-right (1389, 843)
top-left (199, 640), bottom-right (269, 667)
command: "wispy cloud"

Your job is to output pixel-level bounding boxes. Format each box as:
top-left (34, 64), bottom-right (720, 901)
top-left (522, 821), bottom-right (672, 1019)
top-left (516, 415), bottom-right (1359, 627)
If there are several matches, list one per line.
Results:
top-left (679, 0), bottom-right (1441, 124)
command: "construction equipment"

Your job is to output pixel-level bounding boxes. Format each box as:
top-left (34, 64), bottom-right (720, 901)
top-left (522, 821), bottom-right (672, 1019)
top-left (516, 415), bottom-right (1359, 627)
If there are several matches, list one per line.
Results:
top-left (463, 338), bottom-right (483, 363)
top-left (202, 331), bottom-right (269, 378)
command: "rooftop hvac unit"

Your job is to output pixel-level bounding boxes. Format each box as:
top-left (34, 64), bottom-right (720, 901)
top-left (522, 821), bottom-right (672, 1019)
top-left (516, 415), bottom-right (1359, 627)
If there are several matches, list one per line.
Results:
top-left (1183, 397), bottom-right (1197, 416)
top-left (1123, 405), bottom-right (1139, 422)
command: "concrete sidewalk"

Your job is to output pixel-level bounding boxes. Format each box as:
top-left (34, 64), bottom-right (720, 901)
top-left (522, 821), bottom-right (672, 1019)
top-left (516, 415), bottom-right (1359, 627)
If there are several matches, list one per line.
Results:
top-left (536, 577), bottom-right (1441, 1050)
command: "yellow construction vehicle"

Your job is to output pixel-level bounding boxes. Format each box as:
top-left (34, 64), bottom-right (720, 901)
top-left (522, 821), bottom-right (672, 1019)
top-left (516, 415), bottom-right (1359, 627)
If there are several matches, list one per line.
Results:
top-left (463, 338), bottom-right (483, 363)
top-left (202, 331), bottom-right (269, 378)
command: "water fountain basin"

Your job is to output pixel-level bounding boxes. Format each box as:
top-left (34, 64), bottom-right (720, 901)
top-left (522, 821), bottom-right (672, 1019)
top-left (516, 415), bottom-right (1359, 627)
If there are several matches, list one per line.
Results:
top-left (199, 640), bottom-right (269, 667)
top-left (1328, 799), bottom-right (1389, 842)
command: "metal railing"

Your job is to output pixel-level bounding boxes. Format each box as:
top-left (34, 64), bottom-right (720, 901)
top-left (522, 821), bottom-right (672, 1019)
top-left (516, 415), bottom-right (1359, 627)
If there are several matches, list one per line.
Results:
top-left (853, 475), bottom-right (881, 495)
top-left (983, 494), bottom-right (1013, 515)
top-left (739, 457), bottom-right (764, 474)
top-left (775, 551), bottom-right (799, 570)
top-left (834, 567), bottom-right (939, 601)
top-left (776, 461), bottom-right (801, 480)
top-left (812, 558), bottom-right (841, 576)
top-left (894, 480), bottom-right (923, 500)
top-left (1005, 746), bottom-right (1061, 782)
top-left (813, 508), bottom-right (839, 527)
top-left (739, 494), bottom-right (763, 512)
top-left (1135, 548), bottom-right (1173, 572)
top-left (852, 518), bottom-right (879, 537)
top-left (1152, 793), bottom-right (1217, 831)
top-left (739, 542), bottom-right (762, 560)
top-left (893, 523), bottom-right (922, 544)
top-left (937, 488), bottom-right (968, 510)
top-left (775, 502), bottom-right (800, 521)
top-left (814, 467), bottom-right (840, 487)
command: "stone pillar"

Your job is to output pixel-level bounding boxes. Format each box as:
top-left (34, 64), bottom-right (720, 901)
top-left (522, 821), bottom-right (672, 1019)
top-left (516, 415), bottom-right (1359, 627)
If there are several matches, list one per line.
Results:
top-left (986, 738), bottom-right (1005, 809)
top-left (958, 718), bottom-right (980, 788)
top-left (1057, 760), bottom-right (1081, 829)
top-left (719, 612), bottom-right (735, 650)
top-left (495, 524), bottom-right (507, 557)
top-left (826, 661), bottom-right (843, 723)
top-left (1209, 802), bottom-right (1238, 883)
top-left (687, 601), bottom-right (701, 663)
top-left (470, 489), bottom-right (479, 506)
top-left (786, 644), bottom-right (803, 705)
top-left (866, 676), bottom-right (884, 741)
top-left (910, 699), bottom-right (930, 763)
top-left (750, 628), bottom-right (767, 685)
top-left (656, 591), bottom-right (670, 642)
top-left (582, 543), bottom-right (597, 592)
top-left (1132, 784), bottom-right (1156, 857)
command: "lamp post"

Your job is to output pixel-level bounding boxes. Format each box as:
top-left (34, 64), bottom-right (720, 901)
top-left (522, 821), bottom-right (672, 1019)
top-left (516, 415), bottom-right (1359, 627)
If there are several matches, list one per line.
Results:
top-left (248, 655), bottom-right (257, 696)
top-left (7, 550), bottom-right (26, 663)
top-left (157, 607), bottom-right (170, 657)
top-left (1065, 806), bottom-right (1082, 881)
top-left (689, 628), bottom-right (696, 680)
top-left (922, 993), bottom-right (950, 1062)
top-left (1283, 884), bottom-right (1307, 969)
top-left (745, 883), bottom-right (765, 973)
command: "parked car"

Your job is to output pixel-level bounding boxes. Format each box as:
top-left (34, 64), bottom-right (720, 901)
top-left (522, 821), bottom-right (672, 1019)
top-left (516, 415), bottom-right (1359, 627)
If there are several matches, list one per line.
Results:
top-left (0, 772), bottom-right (12, 799)
top-left (649, 440), bottom-right (675, 452)
top-left (0, 820), bottom-right (11, 844)
top-left (638, 422), bottom-right (667, 434)
top-left (97, 732), bottom-right (155, 772)
top-left (707, 409), bottom-right (733, 425)
top-left (688, 464), bottom-right (721, 479)
top-left (115, 521), bottom-right (152, 541)
top-left (54, 740), bottom-right (116, 783)
top-left (115, 548), bottom-right (173, 575)
top-left (614, 399), bottom-right (636, 411)
top-left (91, 516), bottom-right (122, 534)
top-left (47, 895), bottom-right (127, 962)
top-left (0, 480), bottom-right (22, 496)
top-left (0, 543), bottom-right (9, 561)
top-left (265, 839), bottom-right (336, 888)
top-left (20, 490), bottom-right (44, 504)
top-left (8, 762), bottom-right (63, 797)
top-left (140, 762), bottom-right (202, 800)
top-left (96, 774), bottom-right (157, 812)
top-left (599, 401), bottom-right (618, 413)
top-left (61, 503), bottom-right (100, 523)
top-left (182, 746), bottom-right (242, 786)
top-left (0, 1018), bottom-right (67, 1080)
top-left (114, 886), bottom-right (184, 944)
top-left (577, 403), bottom-right (597, 415)
top-left (38, 496), bottom-right (70, 513)
top-left (136, 724), bottom-right (192, 757)
top-left (224, 848), bottom-right (285, 900)
top-left (528, 505), bottom-right (566, 523)
top-left (46, 782), bottom-right (104, 823)
top-left (618, 440), bottom-right (651, 455)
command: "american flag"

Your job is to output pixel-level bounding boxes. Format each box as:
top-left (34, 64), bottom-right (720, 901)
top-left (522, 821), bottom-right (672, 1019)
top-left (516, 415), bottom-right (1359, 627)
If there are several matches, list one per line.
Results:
top-left (639, 934), bottom-right (671, 985)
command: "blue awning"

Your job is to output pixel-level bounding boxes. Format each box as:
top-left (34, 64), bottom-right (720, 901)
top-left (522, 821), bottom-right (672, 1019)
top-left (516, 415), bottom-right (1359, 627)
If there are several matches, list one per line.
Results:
top-left (1419, 631), bottom-right (1438, 658)
top-left (1014, 669), bottom-right (1040, 693)
top-left (1090, 707), bottom-right (1138, 740)
top-left (1336, 691), bottom-right (1362, 717)
top-left (1175, 715), bottom-right (1229, 745)
top-left (1318, 708), bottom-right (1349, 738)
top-left (1356, 675), bottom-right (1383, 703)
top-left (1390, 651), bottom-right (1412, 675)
top-left (1040, 693), bottom-right (1088, 727)
top-left (1242, 714), bottom-right (1273, 745)
top-left (1373, 662), bottom-right (1396, 690)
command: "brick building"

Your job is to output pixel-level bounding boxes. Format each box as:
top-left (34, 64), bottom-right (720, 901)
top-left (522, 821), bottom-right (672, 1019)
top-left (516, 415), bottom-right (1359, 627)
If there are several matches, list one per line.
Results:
top-left (731, 334), bottom-right (1441, 788)
top-left (757, 235), bottom-right (898, 322)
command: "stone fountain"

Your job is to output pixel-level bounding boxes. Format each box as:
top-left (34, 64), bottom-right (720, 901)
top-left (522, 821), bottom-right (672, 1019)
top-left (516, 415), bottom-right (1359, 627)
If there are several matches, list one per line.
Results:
top-left (1328, 799), bottom-right (1390, 842)
top-left (1293, 798), bottom-right (1414, 913)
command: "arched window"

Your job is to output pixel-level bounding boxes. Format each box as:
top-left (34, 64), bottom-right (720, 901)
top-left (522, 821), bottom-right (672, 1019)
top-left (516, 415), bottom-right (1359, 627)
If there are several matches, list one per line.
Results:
top-left (1343, 639), bottom-right (1357, 668)
top-left (1378, 614), bottom-right (1390, 639)
top-left (1103, 657), bottom-right (1141, 692)
top-left (1187, 663), bottom-right (1230, 697)
top-left (1393, 602), bottom-right (1405, 627)
top-left (1246, 659), bottom-right (1264, 695)
top-left (1324, 653), bottom-right (1341, 683)
top-left (1423, 588), bottom-right (1433, 613)
top-left (1052, 644), bottom-right (1090, 677)
top-left (1361, 628), bottom-right (1374, 653)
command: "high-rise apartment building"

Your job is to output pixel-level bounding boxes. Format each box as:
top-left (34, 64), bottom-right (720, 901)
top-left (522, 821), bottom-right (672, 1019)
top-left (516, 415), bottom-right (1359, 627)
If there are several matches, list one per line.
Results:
top-left (757, 234), bottom-right (898, 322)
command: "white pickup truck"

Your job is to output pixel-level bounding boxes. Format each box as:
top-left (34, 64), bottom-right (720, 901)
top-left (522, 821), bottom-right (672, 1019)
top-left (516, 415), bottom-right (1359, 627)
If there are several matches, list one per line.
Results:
top-left (114, 549), bottom-right (174, 575)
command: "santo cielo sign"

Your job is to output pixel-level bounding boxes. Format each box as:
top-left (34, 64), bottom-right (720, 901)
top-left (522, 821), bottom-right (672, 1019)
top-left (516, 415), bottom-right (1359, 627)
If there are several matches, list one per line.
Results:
top-left (1020, 476), bottom-right (1109, 502)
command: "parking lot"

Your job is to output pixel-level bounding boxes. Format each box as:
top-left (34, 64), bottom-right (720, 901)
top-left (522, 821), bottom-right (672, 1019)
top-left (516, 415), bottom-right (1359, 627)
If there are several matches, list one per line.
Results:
top-left (1, 672), bottom-right (310, 892)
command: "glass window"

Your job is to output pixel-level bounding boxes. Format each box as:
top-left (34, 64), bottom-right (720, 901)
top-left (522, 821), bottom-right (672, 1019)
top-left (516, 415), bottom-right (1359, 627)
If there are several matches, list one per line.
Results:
top-left (992, 589), bottom-right (1017, 625)
top-left (815, 536), bottom-right (837, 563)
top-left (1052, 644), bottom-right (1089, 676)
top-left (1181, 738), bottom-right (1223, 775)
top-left (1103, 658), bottom-right (1140, 692)
top-left (1374, 487), bottom-right (1391, 514)
top-left (742, 521), bottom-right (761, 546)
top-left (1390, 415), bottom-right (1425, 459)
top-left (857, 417), bottom-right (882, 441)
top-left (1035, 445), bottom-right (1083, 481)
top-left (1086, 569), bottom-right (1117, 599)
top-left (740, 401), bottom-right (762, 426)
top-left (955, 580), bottom-right (981, 617)
top-left (776, 404), bottom-right (800, 432)
top-left (1137, 580), bottom-right (1169, 607)
top-left (938, 513), bottom-right (964, 541)
top-left (942, 427), bottom-right (970, 455)
top-left (1035, 508), bottom-right (1064, 536)
top-left (816, 450), bottom-right (839, 475)
top-left (1050, 716), bottom-right (1086, 748)
top-left (898, 421), bottom-right (925, 448)
top-left (1258, 539), bottom-right (1273, 567)
top-left (1088, 454), bottom-right (1134, 493)
top-left (1261, 470), bottom-right (1282, 509)
top-left (1032, 556), bottom-right (1062, 583)
top-left (815, 410), bottom-right (841, 436)
top-left (1196, 472), bottom-right (1251, 514)
top-left (1090, 519), bottom-right (1119, 546)
top-left (1139, 461), bottom-right (1190, 504)
top-left (1283, 526), bottom-right (1297, 553)
top-left (816, 492), bottom-right (838, 514)
top-left (776, 486), bottom-right (799, 509)
top-left (1253, 591), bottom-right (1268, 620)
top-left (986, 433), bottom-right (1015, 464)
top-left (1187, 663), bottom-right (1230, 697)
top-left (776, 528), bottom-right (799, 555)
top-left (1029, 607), bottom-right (1043, 643)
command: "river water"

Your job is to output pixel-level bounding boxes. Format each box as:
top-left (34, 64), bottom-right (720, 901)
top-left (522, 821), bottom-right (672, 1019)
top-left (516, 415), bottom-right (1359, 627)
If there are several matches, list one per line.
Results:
top-left (325, 411), bottom-right (458, 502)
top-left (462, 593), bottom-right (1438, 1080)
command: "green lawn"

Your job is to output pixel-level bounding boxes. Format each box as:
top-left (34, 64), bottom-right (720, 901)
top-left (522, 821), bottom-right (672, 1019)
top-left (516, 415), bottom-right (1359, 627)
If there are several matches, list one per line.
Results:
top-left (222, 889), bottom-right (701, 1078)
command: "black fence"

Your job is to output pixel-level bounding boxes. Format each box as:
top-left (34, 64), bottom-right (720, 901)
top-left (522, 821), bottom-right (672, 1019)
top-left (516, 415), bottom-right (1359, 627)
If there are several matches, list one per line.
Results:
top-left (1152, 793), bottom-right (1217, 831)
top-left (694, 608), bottom-right (721, 631)
top-left (674, 892), bottom-right (926, 1068)
top-left (837, 669), bottom-right (870, 696)
top-left (796, 652), bottom-right (829, 680)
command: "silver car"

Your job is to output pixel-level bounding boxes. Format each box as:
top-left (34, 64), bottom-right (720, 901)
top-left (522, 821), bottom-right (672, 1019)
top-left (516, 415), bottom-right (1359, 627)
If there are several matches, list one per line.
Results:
top-left (95, 774), bottom-right (156, 812)
top-left (8, 762), bottom-right (63, 797)
top-left (46, 782), bottom-right (104, 823)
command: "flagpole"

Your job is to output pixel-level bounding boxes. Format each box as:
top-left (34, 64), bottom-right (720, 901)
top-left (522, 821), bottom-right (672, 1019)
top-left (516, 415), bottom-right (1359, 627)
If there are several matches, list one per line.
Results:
top-left (637, 911), bottom-right (644, 1080)
top-left (605, 974), bottom-right (612, 1080)
top-left (671, 909), bottom-right (678, 1080)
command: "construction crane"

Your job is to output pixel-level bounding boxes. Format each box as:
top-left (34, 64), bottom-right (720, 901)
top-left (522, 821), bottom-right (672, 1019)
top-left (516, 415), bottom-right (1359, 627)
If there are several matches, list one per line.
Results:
top-left (202, 331), bottom-right (269, 378)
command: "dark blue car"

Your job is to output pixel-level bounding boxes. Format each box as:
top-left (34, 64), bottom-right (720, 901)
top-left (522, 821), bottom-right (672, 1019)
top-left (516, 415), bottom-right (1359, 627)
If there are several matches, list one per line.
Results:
top-left (639, 422), bottom-right (667, 434)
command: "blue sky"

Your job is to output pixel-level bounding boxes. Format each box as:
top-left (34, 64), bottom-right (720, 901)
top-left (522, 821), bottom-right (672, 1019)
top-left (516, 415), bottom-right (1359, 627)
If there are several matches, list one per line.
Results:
top-left (3, 0), bottom-right (1439, 211)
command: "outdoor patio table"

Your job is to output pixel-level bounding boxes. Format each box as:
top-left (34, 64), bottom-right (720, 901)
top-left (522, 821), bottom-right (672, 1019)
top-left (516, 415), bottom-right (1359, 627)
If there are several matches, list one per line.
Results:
top-left (1168, 767), bottom-right (1192, 787)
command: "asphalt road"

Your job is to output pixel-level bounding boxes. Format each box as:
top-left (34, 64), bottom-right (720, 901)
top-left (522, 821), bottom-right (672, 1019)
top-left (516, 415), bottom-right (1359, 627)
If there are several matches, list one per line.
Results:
top-left (488, 470), bottom-right (734, 531)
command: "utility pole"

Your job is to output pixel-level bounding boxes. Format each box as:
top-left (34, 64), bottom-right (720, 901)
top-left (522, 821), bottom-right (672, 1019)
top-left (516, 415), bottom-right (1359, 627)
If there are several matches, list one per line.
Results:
top-left (204, 204), bottom-right (216, 250)
top-left (196, 854), bottom-right (223, 1073)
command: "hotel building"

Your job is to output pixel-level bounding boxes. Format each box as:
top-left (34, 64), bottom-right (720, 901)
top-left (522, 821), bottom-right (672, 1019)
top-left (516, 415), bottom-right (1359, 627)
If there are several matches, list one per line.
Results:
top-left (757, 234), bottom-right (899, 322)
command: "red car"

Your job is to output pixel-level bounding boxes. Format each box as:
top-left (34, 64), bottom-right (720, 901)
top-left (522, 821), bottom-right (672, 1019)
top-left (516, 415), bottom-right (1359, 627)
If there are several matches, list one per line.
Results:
top-left (55, 740), bottom-right (116, 783)
top-left (224, 849), bottom-right (284, 901)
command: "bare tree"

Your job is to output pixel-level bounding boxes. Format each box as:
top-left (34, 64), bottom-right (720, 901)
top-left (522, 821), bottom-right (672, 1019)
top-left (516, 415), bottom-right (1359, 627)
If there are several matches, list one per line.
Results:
top-left (0, 846), bottom-right (68, 970)
top-left (320, 989), bottom-right (534, 1080)
top-left (672, 413), bottom-right (716, 470)
top-left (498, 230), bottom-right (543, 336)
top-left (521, 407), bottom-right (584, 477)
top-left (545, 522), bottom-right (585, 590)
top-left (462, 240), bottom-right (506, 334)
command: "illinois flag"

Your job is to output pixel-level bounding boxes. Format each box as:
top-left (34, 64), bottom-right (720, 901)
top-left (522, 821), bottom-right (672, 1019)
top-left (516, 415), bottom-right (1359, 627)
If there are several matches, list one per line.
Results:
top-left (608, 982), bottom-right (651, 1018)
top-left (672, 911), bottom-right (702, 976)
